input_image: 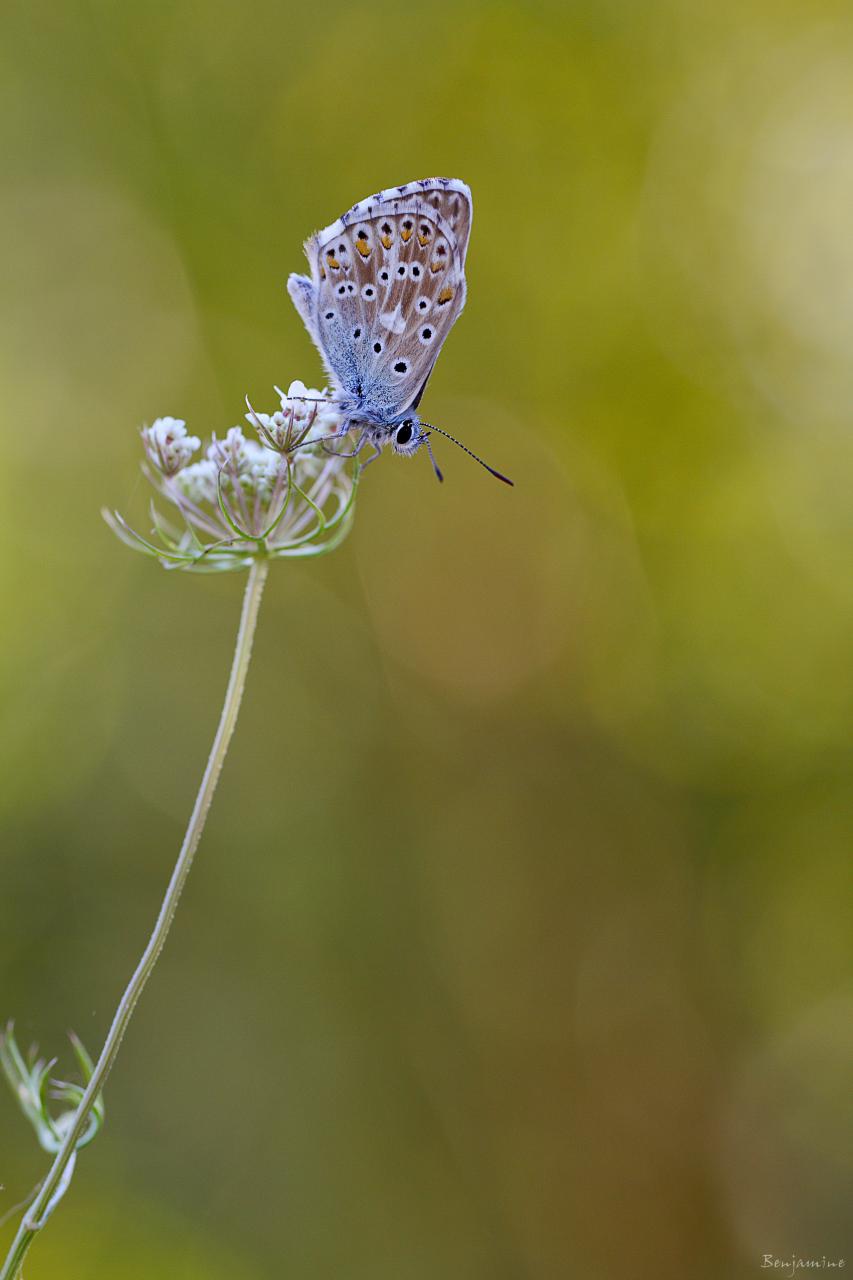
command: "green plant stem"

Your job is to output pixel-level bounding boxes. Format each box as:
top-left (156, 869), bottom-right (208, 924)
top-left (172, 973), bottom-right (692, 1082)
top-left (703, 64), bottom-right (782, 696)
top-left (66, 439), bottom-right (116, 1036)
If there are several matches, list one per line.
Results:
top-left (0, 559), bottom-right (269, 1280)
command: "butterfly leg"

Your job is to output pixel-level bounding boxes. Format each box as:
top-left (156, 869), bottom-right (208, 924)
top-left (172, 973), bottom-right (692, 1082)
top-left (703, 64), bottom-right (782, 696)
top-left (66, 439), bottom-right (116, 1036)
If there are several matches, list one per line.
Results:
top-left (359, 443), bottom-right (383, 469)
top-left (321, 428), bottom-right (368, 459)
top-left (318, 428), bottom-right (356, 456)
top-left (319, 435), bottom-right (349, 456)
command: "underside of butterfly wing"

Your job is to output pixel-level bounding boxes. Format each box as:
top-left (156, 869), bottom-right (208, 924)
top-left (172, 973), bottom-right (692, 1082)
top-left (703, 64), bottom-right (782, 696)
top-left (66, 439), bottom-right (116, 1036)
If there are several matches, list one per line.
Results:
top-left (288, 179), bottom-right (472, 421)
top-left (340, 178), bottom-right (472, 260)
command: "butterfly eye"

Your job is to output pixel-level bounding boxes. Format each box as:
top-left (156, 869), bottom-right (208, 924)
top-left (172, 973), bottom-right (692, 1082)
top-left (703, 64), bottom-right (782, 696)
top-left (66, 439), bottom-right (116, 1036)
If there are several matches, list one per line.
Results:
top-left (392, 418), bottom-right (422, 457)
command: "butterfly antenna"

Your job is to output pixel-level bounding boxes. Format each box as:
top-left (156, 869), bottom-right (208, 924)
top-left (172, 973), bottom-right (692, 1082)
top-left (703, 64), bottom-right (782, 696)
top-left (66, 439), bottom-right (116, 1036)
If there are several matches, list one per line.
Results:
top-left (422, 424), bottom-right (514, 486)
top-left (423, 434), bottom-right (444, 483)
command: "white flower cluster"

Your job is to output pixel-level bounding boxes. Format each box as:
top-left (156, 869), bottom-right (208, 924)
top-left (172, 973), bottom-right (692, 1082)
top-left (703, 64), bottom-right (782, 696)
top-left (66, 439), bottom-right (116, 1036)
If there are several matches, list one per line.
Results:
top-left (175, 427), bottom-right (283, 507)
top-left (108, 378), bottom-right (358, 572)
top-left (141, 417), bottom-right (201, 476)
top-left (247, 380), bottom-right (341, 452)
top-left (174, 457), bottom-right (217, 505)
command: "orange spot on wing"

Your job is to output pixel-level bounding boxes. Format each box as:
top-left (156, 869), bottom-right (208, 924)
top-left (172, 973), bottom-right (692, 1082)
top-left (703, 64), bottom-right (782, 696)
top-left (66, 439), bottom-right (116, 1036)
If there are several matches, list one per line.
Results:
top-left (380, 233), bottom-right (393, 249)
top-left (325, 252), bottom-right (340, 269)
top-left (400, 225), bottom-right (413, 242)
top-left (437, 286), bottom-right (454, 305)
top-left (430, 259), bottom-right (444, 274)
top-left (355, 237), bottom-right (371, 258)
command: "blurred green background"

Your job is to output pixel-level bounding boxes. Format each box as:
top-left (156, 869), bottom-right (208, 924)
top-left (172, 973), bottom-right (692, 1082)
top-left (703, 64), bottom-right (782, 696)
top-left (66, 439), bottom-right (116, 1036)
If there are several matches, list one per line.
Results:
top-left (2, 0), bottom-right (853, 1276)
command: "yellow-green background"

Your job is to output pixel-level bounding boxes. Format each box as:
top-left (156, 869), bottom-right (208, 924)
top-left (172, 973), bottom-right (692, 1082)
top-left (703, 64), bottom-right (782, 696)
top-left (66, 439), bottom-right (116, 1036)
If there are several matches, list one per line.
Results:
top-left (2, 1), bottom-right (853, 1276)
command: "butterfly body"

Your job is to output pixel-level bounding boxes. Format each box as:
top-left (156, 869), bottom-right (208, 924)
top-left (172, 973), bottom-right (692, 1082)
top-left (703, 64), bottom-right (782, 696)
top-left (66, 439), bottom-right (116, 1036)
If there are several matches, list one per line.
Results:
top-left (288, 178), bottom-right (472, 464)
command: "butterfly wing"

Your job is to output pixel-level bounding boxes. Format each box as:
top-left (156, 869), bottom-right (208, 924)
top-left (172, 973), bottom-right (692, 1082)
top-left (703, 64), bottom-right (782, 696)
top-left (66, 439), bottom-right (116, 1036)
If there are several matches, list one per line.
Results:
top-left (287, 273), bottom-right (321, 346)
top-left (288, 179), bottom-right (472, 417)
top-left (406, 177), bottom-right (472, 260)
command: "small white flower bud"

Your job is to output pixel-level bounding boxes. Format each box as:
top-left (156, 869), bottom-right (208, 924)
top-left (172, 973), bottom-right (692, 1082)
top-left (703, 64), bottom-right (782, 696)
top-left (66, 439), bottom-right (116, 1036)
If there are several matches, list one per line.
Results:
top-left (207, 426), bottom-right (248, 470)
top-left (141, 417), bottom-right (200, 476)
top-left (247, 409), bottom-right (294, 452)
top-left (242, 441), bottom-right (282, 502)
top-left (175, 459), bottom-right (218, 506)
top-left (278, 382), bottom-right (342, 437)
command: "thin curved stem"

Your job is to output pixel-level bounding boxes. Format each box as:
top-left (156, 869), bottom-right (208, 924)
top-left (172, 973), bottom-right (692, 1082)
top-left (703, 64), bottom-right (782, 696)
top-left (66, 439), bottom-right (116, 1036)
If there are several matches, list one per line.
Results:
top-left (0, 559), bottom-right (269, 1280)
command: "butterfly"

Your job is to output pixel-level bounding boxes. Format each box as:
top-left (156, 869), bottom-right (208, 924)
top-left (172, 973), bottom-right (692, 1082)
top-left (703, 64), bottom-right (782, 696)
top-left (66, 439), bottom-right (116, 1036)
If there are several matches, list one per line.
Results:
top-left (287, 178), bottom-right (512, 485)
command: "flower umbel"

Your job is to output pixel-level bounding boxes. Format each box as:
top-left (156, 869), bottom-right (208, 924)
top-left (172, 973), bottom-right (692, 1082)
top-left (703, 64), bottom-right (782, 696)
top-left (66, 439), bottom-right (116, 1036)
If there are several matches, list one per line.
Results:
top-left (106, 382), bottom-right (357, 572)
top-left (141, 417), bottom-right (201, 477)
top-left (247, 379), bottom-right (341, 454)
